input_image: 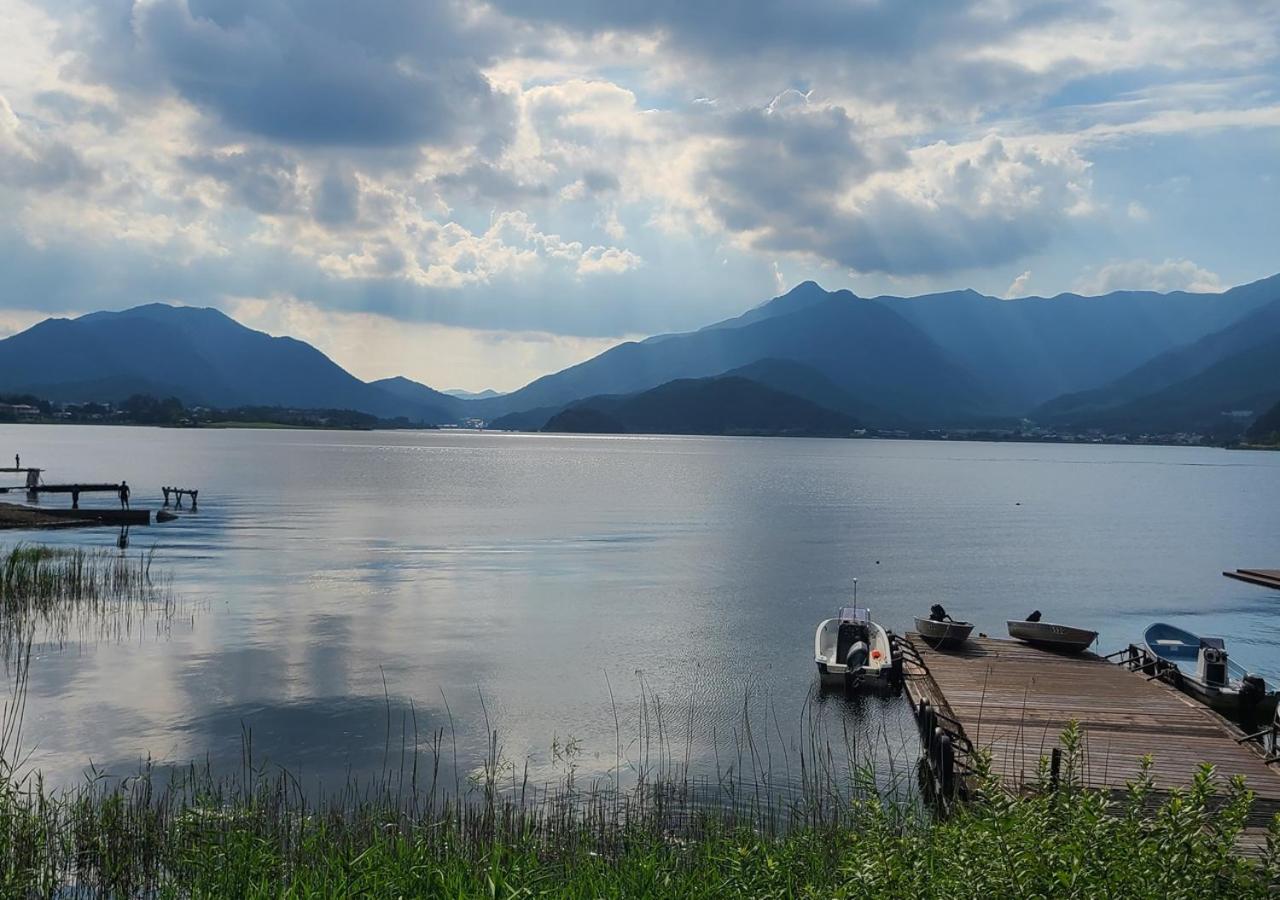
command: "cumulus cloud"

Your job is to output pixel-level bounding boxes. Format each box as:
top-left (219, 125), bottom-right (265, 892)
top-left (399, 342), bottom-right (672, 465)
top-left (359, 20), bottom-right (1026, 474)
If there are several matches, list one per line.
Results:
top-left (0, 94), bottom-right (98, 190)
top-left (1074, 259), bottom-right (1224, 295)
top-left (0, 0), bottom-right (1277, 387)
top-left (180, 147), bottom-right (303, 215)
top-left (1004, 270), bottom-right (1032, 299)
top-left (699, 95), bottom-right (1092, 275)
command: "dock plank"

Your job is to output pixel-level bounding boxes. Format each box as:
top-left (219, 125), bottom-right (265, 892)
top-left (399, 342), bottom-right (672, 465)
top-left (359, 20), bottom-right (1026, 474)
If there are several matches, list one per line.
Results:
top-left (904, 635), bottom-right (1280, 827)
top-left (1224, 569), bottom-right (1280, 590)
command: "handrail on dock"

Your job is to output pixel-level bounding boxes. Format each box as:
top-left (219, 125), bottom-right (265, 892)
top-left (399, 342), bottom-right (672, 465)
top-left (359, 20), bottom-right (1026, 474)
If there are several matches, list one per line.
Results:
top-left (894, 633), bottom-right (972, 802)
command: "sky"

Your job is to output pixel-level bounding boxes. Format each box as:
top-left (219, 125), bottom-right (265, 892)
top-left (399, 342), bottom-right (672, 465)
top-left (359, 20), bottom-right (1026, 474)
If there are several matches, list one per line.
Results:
top-left (0, 1), bottom-right (1277, 391)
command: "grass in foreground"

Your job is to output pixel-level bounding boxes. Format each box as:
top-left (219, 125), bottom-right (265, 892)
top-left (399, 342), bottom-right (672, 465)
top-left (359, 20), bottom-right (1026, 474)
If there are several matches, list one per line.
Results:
top-left (0, 722), bottom-right (1276, 898)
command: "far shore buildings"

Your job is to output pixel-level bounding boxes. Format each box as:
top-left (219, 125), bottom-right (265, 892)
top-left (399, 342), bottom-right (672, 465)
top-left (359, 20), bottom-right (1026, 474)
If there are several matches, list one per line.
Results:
top-left (0, 403), bottom-right (39, 420)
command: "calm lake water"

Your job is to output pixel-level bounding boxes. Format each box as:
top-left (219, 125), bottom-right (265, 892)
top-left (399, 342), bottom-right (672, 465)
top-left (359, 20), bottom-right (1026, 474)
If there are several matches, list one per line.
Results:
top-left (3, 424), bottom-right (1280, 796)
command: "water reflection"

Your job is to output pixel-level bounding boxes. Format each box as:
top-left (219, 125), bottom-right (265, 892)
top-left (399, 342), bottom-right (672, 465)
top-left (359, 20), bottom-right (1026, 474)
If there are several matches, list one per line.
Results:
top-left (0, 425), bottom-right (1276, 800)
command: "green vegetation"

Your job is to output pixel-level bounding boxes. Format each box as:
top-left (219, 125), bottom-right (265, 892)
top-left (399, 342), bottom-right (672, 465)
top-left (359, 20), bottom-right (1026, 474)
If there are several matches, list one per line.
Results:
top-left (544, 375), bottom-right (860, 437)
top-left (0, 544), bottom-right (176, 653)
top-left (0, 715), bottom-right (1274, 897)
top-left (0, 550), bottom-right (1274, 895)
top-left (9, 391), bottom-right (433, 430)
top-left (1247, 398), bottom-right (1280, 447)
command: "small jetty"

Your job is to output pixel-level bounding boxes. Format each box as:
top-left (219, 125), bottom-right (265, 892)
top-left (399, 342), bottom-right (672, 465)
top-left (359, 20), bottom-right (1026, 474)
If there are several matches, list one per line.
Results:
top-left (0, 501), bottom-right (149, 528)
top-left (0, 459), bottom-right (189, 528)
top-left (162, 486), bottom-right (199, 509)
top-left (25, 483), bottom-right (129, 508)
top-left (1224, 569), bottom-right (1280, 591)
top-left (901, 635), bottom-right (1280, 829)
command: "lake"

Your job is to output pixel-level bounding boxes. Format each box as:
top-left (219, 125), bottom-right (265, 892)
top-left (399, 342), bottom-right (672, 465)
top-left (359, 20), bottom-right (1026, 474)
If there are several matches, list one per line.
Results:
top-left (3, 424), bottom-right (1279, 797)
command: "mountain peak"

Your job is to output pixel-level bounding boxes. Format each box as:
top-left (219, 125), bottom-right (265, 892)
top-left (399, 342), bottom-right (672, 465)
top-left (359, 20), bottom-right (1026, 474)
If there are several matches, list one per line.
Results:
top-left (77, 302), bottom-right (241, 330)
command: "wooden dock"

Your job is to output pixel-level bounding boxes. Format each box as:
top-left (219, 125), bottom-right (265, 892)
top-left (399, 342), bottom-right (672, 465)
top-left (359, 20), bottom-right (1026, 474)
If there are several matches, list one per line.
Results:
top-left (0, 502), bottom-right (149, 528)
top-left (1225, 569), bottom-right (1280, 590)
top-left (902, 635), bottom-right (1280, 826)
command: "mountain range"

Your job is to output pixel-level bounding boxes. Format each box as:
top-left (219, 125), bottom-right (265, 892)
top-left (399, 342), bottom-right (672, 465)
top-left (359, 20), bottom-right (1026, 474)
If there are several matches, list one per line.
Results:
top-left (541, 375), bottom-right (861, 437)
top-left (0, 304), bottom-right (460, 423)
top-left (1, 273), bottom-right (1278, 436)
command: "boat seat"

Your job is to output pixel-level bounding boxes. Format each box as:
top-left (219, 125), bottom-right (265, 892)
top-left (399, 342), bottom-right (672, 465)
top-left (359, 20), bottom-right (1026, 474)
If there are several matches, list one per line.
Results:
top-left (837, 622), bottom-right (869, 662)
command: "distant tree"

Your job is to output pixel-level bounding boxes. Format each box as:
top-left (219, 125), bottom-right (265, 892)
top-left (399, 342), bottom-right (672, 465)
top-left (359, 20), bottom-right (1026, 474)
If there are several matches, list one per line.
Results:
top-left (1247, 398), bottom-right (1280, 445)
top-left (121, 394), bottom-right (186, 425)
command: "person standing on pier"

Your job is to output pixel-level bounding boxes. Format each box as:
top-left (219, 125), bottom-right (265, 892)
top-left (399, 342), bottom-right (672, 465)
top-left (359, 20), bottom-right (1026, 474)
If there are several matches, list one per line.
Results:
top-left (119, 480), bottom-right (130, 509)
top-left (13, 454), bottom-right (18, 469)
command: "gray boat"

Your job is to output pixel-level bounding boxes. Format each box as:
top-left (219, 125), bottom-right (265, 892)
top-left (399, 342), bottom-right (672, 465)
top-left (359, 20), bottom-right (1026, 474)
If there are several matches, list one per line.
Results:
top-left (1007, 615), bottom-right (1097, 653)
top-left (914, 604), bottom-right (974, 649)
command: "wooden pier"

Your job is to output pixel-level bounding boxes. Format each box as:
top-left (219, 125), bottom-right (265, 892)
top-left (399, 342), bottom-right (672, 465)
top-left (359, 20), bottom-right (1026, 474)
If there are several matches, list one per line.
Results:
top-left (31, 506), bottom-right (150, 526)
top-left (1225, 569), bottom-right (1280, 591)
top-left (24, 483), bottom-right (128, 509)
top-left (902, 635), bottom-right (1280, 827)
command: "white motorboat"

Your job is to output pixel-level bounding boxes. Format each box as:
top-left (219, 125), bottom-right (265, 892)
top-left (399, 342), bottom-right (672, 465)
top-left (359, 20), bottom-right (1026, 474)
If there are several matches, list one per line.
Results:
top-left (815, 605), bottom-right (895, 688)
top-left (1007, 616), bottom-right (1097, 653)
top-left (1143, 623), bottom-right (1279, 725)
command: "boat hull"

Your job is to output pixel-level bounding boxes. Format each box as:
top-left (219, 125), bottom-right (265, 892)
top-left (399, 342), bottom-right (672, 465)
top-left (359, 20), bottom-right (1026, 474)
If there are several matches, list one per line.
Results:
top-left (816, 661), bottom-right (893, 687)
top-left (814, 613), bottom-right (897, 690)
top-left (1007, 620), bottom-right (1097, 653)
top-left (1142, 621), bottom-right (1280, 727)
top-left (913, 617), bottom-right (974, 649)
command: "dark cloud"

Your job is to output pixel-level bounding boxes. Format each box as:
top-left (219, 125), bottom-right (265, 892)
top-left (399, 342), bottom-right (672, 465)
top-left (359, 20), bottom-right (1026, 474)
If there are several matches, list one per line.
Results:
top-left (0, 98), bottom-right (100, 191)
top-left (312, 166), bottom-right (361, 227)
top-left (80, 0), bottom-right (516, 149)
top-left (488, 0), bottom-right (1121, 123)
top-left (435, 162), bottom-right (552, 203)
top-left (488, 0), bottom-right (1099, 60)
top-left (701, 100), bottom-right (1085, 275)
top-left (702, 97), bottom-right (898, 231)
top-left (181, 147), bottom-right (304, 215)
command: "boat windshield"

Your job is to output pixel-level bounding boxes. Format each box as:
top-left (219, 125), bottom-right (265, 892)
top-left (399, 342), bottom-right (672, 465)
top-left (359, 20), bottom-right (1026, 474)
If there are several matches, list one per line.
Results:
top-left (1160, 647), bottom-right (1253, 683)
top-left (838, 606), bottom-right (871, 623)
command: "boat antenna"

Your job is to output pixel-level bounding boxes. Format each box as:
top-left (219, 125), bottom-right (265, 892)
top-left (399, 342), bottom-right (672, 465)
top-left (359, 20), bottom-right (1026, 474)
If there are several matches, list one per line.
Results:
top-left (853, 577), bottom-right (858, 605)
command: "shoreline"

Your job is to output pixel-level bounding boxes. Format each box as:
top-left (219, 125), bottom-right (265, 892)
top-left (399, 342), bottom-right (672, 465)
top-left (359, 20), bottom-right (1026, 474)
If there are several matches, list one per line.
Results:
top-left (1, 417), bottom-right (1264, 449)
top-left (0, 500), bottom-right (144, 530)
top-left (0, 501), bottom-right (96, 530)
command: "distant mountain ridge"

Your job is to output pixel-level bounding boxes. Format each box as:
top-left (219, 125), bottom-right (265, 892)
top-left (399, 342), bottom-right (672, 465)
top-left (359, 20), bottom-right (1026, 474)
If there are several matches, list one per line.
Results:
top-left (472, 274), bottom-right (1280, 428)
top-left (3, 272), bottom-right (1278, 436)
top-left (543, 375), bottom-right (860, 437)
top-left (0, 305), bottom-right (455, 423)
top-left (1034, 294), bottom-right (1280, 424)
top-left (1043, 336), bottom-right (1280, 432)
top-left (491, 358), bottom-right (898, 432)
top-left (368, 376), bottom-right (464, 418)
top-left (442, 388), bottom-right (504, 400)
top-left (473, 288), bottom-right (995, 425)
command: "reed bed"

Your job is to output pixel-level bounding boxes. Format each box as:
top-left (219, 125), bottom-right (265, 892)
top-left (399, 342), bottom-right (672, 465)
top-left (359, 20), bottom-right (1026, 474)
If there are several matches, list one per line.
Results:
top-left (0, 665), bottom-right (1275, 898)
top-left (0, 544), bottom-right (177, 655)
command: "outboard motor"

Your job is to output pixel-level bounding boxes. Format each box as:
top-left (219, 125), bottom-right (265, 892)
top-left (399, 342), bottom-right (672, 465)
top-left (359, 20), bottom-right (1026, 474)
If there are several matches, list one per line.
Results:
top-left (843, 640), bottom-right (869, 696)
top-left (1240, 675), bottom-right (1267, 731)
top-left (1197, 638), bottom-right (1229, 687)
top-left (845, 640), bottom-right (869, 671)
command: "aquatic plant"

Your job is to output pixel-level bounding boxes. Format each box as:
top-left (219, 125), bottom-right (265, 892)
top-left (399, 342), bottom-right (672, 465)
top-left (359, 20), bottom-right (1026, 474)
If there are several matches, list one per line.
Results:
top-left (0, 692), bottom-right (1275, 897)
top-left (0, 544), bottom-right (177, 655)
